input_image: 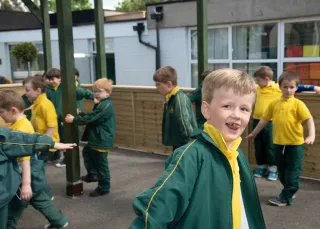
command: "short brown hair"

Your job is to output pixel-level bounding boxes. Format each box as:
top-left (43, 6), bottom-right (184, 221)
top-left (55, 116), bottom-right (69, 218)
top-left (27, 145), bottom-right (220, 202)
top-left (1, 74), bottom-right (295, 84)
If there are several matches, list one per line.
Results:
top-left (0, 90), bottom-right (25, 111)
top-left (278, 71), bottom-right (300, 86)
top-left (153, 66), bottom-right (178, 85)
top-left (202, 68), bottom-right (256, 103)
top-left (93, 78), bottom-right (113, 95)
top-left (253, 66), bottom-right (274, 80)
top-left (46, 68), bottom-right (61, 79)
top-left (24, 75), bottom-right (47, 93)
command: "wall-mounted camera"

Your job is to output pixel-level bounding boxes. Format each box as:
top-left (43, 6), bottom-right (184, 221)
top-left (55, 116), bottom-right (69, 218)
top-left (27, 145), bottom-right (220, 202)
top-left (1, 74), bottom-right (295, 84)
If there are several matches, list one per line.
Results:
top-left (151, 6), bottom-right (163, 21)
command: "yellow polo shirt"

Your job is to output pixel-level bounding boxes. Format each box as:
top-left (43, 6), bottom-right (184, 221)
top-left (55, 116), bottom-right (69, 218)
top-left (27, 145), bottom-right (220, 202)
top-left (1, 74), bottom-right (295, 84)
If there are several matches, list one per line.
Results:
top-left (10, 115), bottom-right (35, 161)
top-left (253, 82), bottom-right (282, 119)
top-left (204, 122), bottom-right (242, 229)
top-left (31, 94), bottom-right (60, 147)
top-left (263, 96), bottom-right (312, 145)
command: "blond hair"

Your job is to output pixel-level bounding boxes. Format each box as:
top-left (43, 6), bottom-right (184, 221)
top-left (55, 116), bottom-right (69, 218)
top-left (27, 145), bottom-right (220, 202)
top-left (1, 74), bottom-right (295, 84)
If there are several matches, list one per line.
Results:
top-left (253, 66), bottom-right (273, 80)
top-left (0, 90), bottom-right (25, 112)
top-left (93, 78), bottom-right (113, 95)
top-left (153, 66), bottom-right (178, 85)
top-left (202, 68), bottom-right (256, 103)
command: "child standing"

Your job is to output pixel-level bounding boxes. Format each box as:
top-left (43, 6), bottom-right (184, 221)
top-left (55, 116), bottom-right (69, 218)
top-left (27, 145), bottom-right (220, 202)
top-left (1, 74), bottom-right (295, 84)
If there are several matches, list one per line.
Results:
top-left (129, 69), bottom-right (265, 229)
top-left (154, 66), bottom-right (197, 151)
top-left (248, 71), bottom-right (315, 207)
top-left (45, 68), bottom-right (94, 167)
top-left (187, 70), bottom-right (211, 129)
top-left (0, 90), bottom-right (69, 229)
top-left (0, 126), bottom-right (75, 229)
top-left (65, 78), bottom-right (115, 197)
top-left (252, 66), bottom-right (319, 181)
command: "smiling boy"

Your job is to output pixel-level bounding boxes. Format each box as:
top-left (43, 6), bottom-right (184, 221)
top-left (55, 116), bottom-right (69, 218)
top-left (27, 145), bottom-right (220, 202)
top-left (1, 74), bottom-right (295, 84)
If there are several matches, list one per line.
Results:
top-left (129, 69), bottom-right (265, 229)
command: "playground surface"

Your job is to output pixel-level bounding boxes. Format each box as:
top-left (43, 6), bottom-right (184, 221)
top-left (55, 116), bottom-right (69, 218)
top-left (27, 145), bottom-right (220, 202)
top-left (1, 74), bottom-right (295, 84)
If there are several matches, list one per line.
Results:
top-left (19, 148), bottom-right (320, 229)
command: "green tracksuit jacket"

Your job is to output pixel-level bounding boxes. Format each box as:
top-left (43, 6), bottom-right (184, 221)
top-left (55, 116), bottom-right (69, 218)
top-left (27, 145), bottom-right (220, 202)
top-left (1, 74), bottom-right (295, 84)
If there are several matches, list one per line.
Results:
top-left (187, 85), bottom-right (205, 129)
top-left (74, 97), bottom-right (116, 150)
top-left (0, 128), bottom-right (54, 208)
top-left (21, 94), bottom-right (32, 120)
top-left (129, 131), bottom-right (266, 229)
top-left (162, 89), bottom-right (197, 147)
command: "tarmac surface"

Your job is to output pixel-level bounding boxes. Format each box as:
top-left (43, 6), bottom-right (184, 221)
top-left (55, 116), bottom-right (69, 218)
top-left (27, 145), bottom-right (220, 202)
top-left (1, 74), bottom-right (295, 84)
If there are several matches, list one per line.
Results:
top-left (19, 148), bottom-right (320, 229)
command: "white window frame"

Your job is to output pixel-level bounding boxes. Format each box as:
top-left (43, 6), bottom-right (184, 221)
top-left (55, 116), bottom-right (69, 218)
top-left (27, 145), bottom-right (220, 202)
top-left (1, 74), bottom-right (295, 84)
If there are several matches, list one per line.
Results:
top-left (188, 16), bottom-right (320, 85)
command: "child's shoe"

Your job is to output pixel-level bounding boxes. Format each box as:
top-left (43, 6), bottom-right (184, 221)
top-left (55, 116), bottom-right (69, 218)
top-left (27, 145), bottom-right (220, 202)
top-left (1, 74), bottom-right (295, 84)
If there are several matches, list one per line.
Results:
top-left (89, 189), bottom-right (109, 197)
top-left (268, 198), bottom-right (288, 207)
top-left (44, 222), bottom-right (68, 228)
top-left (81, 174), bottom-right (98, 183)
top-left (254, 168), bottom-right (264, 178)
top-left (267, 171), bottom-right (277, 181)
top-left (55, 160), bottom-right (66, 168)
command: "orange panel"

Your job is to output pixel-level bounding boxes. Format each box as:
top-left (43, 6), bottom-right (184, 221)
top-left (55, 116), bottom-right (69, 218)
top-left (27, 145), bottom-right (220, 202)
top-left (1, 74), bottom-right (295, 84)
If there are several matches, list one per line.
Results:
top-left (286, 46), bottom-right (303, 57)
top-left (310, 63), bottom-right (320, 79)
top-left (297, 63), bottom-right (309, 79)
top-left (285, 63), bottom-right (297, 72)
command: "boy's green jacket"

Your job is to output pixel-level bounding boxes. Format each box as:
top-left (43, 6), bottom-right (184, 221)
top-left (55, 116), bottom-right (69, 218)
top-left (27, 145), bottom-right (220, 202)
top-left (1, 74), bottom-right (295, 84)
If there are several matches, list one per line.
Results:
top-left (74, 97), bottom-right (116, 149)
top-left (187, 85), bottom-right (205, 129)
top-left (0, 128), bottom-right (54, 208)
top-left (129, 131), bottom-right (266, 229)
top-left (76, 80), bottom-right (84, 111)
top-left (162, 89), bottom-right (197, 146)
top-left (22, 94), bottom-right (32, 120)
top-left (46, 84), bottom-right (94, 120)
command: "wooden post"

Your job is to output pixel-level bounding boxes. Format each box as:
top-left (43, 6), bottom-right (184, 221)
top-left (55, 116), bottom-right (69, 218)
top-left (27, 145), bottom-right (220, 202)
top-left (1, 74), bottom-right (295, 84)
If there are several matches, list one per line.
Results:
top-left (94, 0), bottom-right (107, 79)
top-left (196, 0), bottom-right (208, 86)
top-left (40, 0), bottom-right (52, 71)
top-left (56, 0), bottom-right (83, 197)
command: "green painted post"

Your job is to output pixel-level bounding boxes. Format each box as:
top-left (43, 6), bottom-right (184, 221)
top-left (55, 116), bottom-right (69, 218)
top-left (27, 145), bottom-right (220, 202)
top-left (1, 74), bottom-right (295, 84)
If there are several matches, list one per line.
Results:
top-left (94, 0), bottom-right (107, 79)
top-left (21, 0), bottom-right (43, 23)
top-left (40, 0), bottom-right (52, 71)
top-left (56, 0), bottom-right (83, 197)
top-left (196, 0), bottom-right (208, 86)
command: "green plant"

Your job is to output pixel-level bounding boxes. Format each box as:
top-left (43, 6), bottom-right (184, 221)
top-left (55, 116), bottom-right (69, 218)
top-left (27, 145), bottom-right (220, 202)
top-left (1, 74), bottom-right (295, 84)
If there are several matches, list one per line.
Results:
top-left (11, 42), bottom-right (38, 64)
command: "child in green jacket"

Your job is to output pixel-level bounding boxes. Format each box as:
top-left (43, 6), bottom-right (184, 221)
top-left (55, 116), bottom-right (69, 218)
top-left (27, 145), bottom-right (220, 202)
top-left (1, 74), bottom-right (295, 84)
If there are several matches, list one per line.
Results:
top-left (45, 68), bottom-right (94, 167)
top-left (65, 78), bottom-right (115, 197)
top-left (129, 69), bottom-right (266, 229)
top-left (154, 66), bottom-right (197, 151)
top-left (0, 127), bottom-right (75, 229)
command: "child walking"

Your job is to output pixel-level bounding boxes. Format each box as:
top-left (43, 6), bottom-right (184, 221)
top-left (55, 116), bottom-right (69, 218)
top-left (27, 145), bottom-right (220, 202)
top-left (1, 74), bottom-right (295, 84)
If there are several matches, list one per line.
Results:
top-left (248, 71), bottom-right (315, 206)
top-left (154, 66), bottom-right (197, 151)
top-left (65, 78), bottom-right (115, 197)
top-left (0, 90), bottom-right (69, 229)
top-left (129, 69), bottom-right (266, 229)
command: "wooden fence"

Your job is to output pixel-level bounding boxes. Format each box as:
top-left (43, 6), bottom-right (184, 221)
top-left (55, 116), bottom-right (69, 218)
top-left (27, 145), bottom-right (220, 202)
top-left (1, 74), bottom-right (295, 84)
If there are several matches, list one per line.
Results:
top-left (0, 84), bottom-right (320, 179)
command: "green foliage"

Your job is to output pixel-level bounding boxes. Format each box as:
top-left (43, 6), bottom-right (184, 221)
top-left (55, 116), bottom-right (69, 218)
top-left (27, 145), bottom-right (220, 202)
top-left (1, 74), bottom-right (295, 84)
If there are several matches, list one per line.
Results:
top-left (47, 0), bottom-right (92, 12)
top-left (0, 0), bottom-right (24, 11)
top-left (11, 42), bottom-right (38, 64)
top-left (115, 0), bottom-right (167, 12)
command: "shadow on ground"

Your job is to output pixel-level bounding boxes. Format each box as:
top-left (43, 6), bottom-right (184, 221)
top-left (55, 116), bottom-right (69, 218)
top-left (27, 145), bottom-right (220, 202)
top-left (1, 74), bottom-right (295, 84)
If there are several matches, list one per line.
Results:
top-left (19, 148), bottom-right (320, 229)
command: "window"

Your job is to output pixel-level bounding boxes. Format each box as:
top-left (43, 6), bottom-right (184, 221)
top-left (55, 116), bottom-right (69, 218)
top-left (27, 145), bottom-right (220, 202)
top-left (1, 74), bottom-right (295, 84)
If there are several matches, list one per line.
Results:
top-left (284, 62), bottom-right (320, 85)
top-left (233, 63), bottom-right (278, 80)
top-left (191, 63), bottom-right (229, 87)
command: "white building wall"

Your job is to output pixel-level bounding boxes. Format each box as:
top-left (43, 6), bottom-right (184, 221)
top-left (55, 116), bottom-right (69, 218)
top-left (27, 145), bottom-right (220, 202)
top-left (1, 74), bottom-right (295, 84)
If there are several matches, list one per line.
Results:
top-left (114, 27), bottom-right (190, 87)
top-left (0, 43), bottom-right (11, 77)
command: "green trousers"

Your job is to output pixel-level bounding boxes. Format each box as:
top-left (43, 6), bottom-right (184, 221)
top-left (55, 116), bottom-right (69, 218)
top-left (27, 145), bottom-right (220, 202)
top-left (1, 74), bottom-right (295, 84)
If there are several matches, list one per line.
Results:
top-left (253, 119), bottom-right (276, 166)
top-left (274, 144), bottom-right (304, 205)
top-left (82, 146), bottom-right (110, 192)
top-left (7, 190), bottom-right (67, 229)
top-left (0, 205), bottom-right (8, 229)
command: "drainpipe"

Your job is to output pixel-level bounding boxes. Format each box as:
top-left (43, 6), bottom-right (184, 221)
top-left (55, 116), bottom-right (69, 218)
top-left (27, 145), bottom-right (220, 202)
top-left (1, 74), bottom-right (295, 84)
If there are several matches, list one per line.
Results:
top-left (133, 6), bottom-right (163, 70)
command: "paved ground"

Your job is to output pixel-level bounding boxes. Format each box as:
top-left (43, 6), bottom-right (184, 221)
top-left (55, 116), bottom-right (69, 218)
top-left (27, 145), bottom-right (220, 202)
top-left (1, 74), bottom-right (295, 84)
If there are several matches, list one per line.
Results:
top-left (18, 148), bottom-right (320, 229)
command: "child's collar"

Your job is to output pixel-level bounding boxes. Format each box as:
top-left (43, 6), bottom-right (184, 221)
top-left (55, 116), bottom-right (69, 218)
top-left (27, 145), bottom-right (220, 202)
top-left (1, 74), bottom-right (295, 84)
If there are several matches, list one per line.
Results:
top-left (165, 86), bottom-right (180, 102)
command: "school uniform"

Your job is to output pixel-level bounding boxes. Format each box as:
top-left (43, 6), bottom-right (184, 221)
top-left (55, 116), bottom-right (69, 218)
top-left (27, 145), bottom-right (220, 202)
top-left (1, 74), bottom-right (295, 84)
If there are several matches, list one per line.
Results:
top-left (7, 116), bottom-right (67, 229)
top-left (187, 85), bottom-right (205, 129)
top-left (253, 83), bottom-right (315, 172)
top-left (163, 87), bottom-right (197, 150)
top-left (0, 128), bottom-right (55, 229)
top-left (129, 123), bottom-right (265, 229)
top-left (263, 96), bottom-right (312, 204)
top-left (46, 83), bottom-right (94, 143)
top-left (31, 93), bottom-right (60, 162)
top-left (21, 94), bottom-right (32, 120)
top-left (73, 97), bottom-right (115, 193)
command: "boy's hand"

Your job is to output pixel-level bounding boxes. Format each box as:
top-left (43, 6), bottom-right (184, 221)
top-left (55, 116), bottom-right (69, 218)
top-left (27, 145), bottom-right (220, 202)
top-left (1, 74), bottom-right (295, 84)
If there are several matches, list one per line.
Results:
top-left (246, 133), bottom-right (256, 140)
top-left (77, 109), bottom-right (81, 114)
top-left (304, 136), bottom-right (315, 144)
top-left (314, 86), bottom-right (320, 95)
top-left (94, 98), bottom-right (99, 104)
top-left (54, 142), bottom-right (77, 152)
top-left (65, 114), bottom-right (74, 123)
top-left (21, 184), bottom-right (32, 201)
top-left (23, 105), bottom-right (34, 112)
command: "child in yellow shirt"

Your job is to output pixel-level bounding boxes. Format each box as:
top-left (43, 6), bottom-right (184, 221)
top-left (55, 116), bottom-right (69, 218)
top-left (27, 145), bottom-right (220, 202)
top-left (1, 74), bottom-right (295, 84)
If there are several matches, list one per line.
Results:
top-left (248, 71), bottom-right (315, 206)
top-left (0, 90), bottom-right (69, 229)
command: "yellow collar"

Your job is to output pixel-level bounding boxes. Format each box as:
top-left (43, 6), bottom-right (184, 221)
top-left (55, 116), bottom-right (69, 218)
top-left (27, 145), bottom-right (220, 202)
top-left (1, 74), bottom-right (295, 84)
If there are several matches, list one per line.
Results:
top-left (203, 122), bottom-right (241, 160)
top-left (75, 81), bottom-right (79, 87)
top-left (10, 115), bottom-right (27, 130)
top-left (33, 93), bottom-right (47, 106)
top-left (165, 86), bottom-right (180, 102)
